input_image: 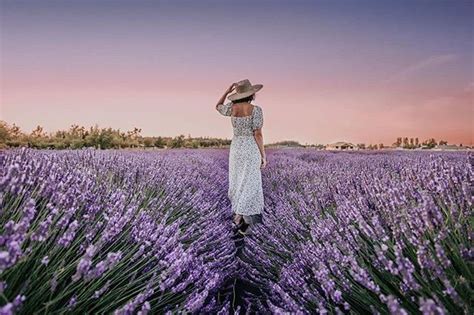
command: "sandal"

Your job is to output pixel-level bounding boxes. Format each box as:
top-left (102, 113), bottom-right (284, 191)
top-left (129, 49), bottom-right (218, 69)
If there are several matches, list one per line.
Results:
top-left (232, 221), bottom-right (243, 230)
top-left (238, 224), bottom-right (252, 236)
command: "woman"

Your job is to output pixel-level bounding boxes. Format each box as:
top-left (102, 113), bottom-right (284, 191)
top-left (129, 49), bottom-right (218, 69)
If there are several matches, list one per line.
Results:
top-left (215, 79), bottom-right (267, 235)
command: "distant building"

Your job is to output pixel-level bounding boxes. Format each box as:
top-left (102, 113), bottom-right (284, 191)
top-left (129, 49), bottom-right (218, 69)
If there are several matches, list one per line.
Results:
top-left (325, 141), bottom-right (356, 150)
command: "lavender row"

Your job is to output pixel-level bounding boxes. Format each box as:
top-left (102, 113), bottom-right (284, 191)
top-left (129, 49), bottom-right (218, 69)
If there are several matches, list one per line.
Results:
top-left (239, 150), bottom-right (473, 314)
top-left (0, 147), bottom-right (237, 314)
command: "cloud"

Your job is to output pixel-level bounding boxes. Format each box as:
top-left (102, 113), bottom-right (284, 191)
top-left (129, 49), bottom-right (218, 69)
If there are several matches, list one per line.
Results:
top-left (384, 54), bottom-right (458, 83)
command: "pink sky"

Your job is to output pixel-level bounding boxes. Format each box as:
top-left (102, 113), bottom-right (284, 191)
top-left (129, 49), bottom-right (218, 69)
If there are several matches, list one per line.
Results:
top-left (1, 1), bottom-right (473, 145)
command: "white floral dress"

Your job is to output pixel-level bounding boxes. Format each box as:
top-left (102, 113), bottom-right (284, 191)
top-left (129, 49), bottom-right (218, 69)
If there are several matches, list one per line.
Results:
top-left (217, 102), bottom-right (264, 218)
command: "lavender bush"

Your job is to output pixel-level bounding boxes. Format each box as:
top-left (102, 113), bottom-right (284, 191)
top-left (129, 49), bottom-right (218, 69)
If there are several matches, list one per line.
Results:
top-left (0, 147), bottom-right (472, 314)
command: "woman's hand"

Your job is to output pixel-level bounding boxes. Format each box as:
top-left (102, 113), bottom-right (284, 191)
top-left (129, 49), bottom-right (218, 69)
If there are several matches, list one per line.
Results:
top-left (225, 83), bottom-right (237, 94)
top-left (260, 155), bottom-right (267, 169)
top-left (216, 83), bottom-right (237, 108)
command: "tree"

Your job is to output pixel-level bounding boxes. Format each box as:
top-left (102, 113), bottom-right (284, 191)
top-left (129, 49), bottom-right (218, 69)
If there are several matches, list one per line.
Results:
top-left (10, 124), bottom-right (23, 138)
top-left (438, 140), bottom-right (448, 145)
top-left (127, 127), bottom-right (142, 140)
top-left (170, 135), bottom-right (185, 148)
top-left (423, 138), bottom-right (437, 148)
top-left (0, 122), bottom-right (15, 148)
top-left (126, 127), bottom-right (142, 148)
top-left (392, 137), bottom-right (402, 147)
top-left (0, 122), bottom-right (27, 147)
top-left (154, 136), bottom-right (166, 148)
top-left (31, 125), bottom-right (47, 138)
top-left (396, 137), bottom-right (402, 147)
top-left (143, 137), bottom-right (154, 147)
top-left (402, 137), bottom-right (409, 148)
top-left (415, 137), bottom-right (419, 147)
top-left (0, 121), bottom-right (10, 144)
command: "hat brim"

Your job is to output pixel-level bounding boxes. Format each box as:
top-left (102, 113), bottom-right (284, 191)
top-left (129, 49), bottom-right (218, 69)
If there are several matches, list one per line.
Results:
top-left (227, 84), bottom-right (263, 101)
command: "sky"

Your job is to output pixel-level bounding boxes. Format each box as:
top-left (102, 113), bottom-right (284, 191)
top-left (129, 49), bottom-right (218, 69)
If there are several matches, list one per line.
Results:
top-left (0, 0), bottom-right (473, 145)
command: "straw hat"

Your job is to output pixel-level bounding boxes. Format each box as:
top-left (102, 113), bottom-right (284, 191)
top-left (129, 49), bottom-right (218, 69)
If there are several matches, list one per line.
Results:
top-left (227, 79), bottom-right (263, 101)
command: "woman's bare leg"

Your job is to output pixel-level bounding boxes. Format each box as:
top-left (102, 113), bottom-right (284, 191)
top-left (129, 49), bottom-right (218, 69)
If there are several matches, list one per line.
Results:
top-left (233, 213), bottom-right (243, 225)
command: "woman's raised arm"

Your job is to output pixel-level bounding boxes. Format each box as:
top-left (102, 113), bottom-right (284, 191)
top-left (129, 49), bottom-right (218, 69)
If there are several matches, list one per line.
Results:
top-left (215, 83), bottom-right (237, 110)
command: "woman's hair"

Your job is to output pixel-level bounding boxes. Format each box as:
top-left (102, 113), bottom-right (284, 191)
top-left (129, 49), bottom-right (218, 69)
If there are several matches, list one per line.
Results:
top-left (231, 94), bottom-right (255, 104)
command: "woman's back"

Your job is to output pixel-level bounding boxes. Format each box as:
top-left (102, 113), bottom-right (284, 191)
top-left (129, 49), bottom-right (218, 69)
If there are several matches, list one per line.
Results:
top-left (231, 102), bottom-right (254, 117)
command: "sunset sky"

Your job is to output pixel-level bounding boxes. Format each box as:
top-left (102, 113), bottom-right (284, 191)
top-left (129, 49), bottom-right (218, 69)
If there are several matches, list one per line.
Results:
top-left (1, 0), bottom-right (473, 145)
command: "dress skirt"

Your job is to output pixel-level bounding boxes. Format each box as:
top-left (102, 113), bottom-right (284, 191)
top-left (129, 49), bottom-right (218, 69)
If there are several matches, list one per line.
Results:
top-left (228, 135), bottom-right (264, 219)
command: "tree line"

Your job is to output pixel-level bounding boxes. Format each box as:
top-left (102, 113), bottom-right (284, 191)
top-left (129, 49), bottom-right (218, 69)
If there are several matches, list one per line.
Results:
top-left (391, 137), bottom-right (452, 149)
top-left (0, 121), bottom-right (231, 149)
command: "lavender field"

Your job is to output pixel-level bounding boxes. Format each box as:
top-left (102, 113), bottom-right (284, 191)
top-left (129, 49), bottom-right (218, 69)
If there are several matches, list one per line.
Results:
top-left (0, 147), bottom-right (472, 314)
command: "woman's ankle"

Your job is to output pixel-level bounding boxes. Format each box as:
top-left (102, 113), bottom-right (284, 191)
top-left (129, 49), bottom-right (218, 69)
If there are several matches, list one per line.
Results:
top-left (233, 214), bottom-right (243, 224)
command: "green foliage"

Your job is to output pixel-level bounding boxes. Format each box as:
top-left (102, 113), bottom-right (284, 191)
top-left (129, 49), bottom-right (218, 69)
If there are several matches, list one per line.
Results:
top-left (153, 136), bottom-right (166, 148)
top-left (269, 140), bottom-right (304, 147)
top-left (391, 136), bottom-right (456, 149)
top-left (0, 121), bottom-right (10, 143)
top-left (0, 120), bottom-right (238, 150)
top-left (170, 135), bottom-right (185, 148)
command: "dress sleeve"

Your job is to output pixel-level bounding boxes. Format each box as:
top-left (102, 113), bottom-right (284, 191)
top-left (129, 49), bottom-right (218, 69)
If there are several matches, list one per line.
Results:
top-left (216, 102), bottom-right (233, 116)
top-left (252, 106), bottom-right (263, 130)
